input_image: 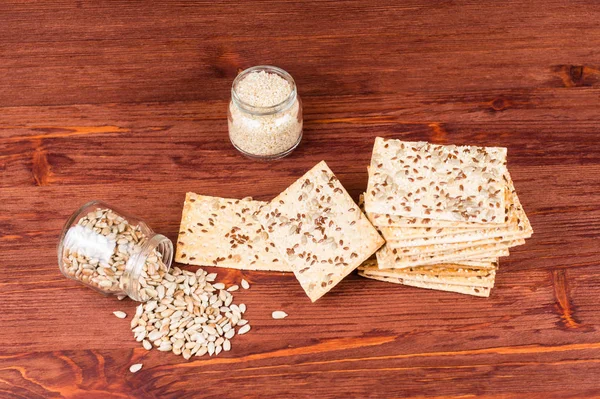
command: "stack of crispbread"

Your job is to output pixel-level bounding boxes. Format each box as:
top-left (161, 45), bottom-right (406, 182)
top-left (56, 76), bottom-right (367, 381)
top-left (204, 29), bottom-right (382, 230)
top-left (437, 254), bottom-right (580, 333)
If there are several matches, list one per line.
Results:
top-left (358, 138), bottom-right (533, 297)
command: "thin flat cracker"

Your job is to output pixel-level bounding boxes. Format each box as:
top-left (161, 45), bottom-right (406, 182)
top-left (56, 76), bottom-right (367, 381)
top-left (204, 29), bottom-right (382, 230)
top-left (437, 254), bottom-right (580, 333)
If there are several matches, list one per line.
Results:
top-left (257, 161), bottom-right (384, 302)
top-left (359, 258), bottom-right (498, 276)
top-left (385, 234), bottom-right (523, 256)
top-left (360, 193), bottom-right (507, 230)
top-left (358, 272), bottom-right (491, 297)
top-left (384, 229), bottom-right (519, 246)
top-left (175, 193), bottom-right (291, 272)
top-left (359, 264), bottom-right (496, 288)
top-left (380, 224), bottom-right (484, 240)
top-left (413, 249), bottom-right (510, 266)
top-left (454, 258), bottom-right (499, 268)
top-left (377, 239), bottom-right (521, 269)
top-left (368, 211), bottom-right (499, 228)
top-left (359, 193), bottom-right (488, 235)
top-left (381, 173), bottom-right (532, 246)
top-left (365, 138), bottom-right (508, 224)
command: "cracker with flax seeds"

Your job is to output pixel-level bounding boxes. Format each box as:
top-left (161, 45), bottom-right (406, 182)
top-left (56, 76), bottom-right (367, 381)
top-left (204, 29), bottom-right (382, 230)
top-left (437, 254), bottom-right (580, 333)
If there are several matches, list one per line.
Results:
top-left (359, 257), bottom-right (499, 275)
top-left (176, 193), bottom-right (291, 272)
top-left (378, 173), bottom-right (533, 246)
top-left (257, 161), bottom-right (384, 302)
top-left (377, 239), bottom-right (521, 269)
top-left (365, 138), bottom-right (508, 224)
top-left (358, 258), bottom-right (496, 288)
top-left (358, 272), bottom-right (492, 297)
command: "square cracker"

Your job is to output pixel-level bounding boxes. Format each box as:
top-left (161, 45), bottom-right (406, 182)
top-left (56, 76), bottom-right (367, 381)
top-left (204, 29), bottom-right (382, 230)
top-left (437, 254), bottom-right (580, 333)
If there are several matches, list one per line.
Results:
top-left (367, 212), bottom-right (499, 228)
top-left (385, 235), bottom-right (523, 256)
top-left (365, 138), bottom-right (508, 224)
top-left (257, 161), bottom-right (384, 302)
top-left (377, 239), bottom-right (521, 269)
top-left (358, 260), bottom-right (496, 288)
top-left (359, 257), bottom-right (498, 275)
top-left (359, 193), bottom-right (487, 234)
top-left (358, 272), bottom-right (491, 297)
top-left (380, 173), bottom-right (532, 246)
top-left (175, 193), bottom-right (291, 272)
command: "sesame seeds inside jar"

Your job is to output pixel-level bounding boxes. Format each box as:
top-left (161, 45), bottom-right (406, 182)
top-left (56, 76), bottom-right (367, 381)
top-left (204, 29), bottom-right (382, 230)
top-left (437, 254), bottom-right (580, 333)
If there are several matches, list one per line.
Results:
top-left (228, 66), bottom-right (303, 160)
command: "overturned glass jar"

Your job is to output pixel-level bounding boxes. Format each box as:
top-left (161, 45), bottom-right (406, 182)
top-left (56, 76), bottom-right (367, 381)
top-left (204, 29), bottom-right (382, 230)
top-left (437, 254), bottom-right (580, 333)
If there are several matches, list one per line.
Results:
top-left (58, 201), bottom-right (173, 301)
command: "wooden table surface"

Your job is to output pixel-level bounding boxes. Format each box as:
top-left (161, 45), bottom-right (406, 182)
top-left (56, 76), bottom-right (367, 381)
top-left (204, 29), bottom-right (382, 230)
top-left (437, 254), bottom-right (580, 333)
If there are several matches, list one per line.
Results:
top-left (2, 1), bottom-right (600, 398)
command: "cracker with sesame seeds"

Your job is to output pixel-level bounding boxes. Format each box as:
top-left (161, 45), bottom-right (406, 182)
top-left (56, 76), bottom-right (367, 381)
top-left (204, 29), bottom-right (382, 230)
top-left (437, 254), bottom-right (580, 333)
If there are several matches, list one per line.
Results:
top-left (365, 138), bottom-right (508, 224)
top-left (358, 271), bottom-right (492, 297)
top-left (175, 193), bottom-right (291, 272)
top-left (257, 161), bottom-right (384, 302)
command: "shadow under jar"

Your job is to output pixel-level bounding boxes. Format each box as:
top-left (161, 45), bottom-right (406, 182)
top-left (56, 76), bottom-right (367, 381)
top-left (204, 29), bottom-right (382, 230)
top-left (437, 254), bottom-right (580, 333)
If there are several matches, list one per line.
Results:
top-left (58, 201), bottom-right (173, 301)
top-left (228, 65), bottom-right (303, 160)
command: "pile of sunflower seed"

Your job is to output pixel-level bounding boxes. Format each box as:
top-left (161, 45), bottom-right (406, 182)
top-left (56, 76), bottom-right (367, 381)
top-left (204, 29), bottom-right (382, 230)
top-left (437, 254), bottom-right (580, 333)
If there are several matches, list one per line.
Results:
top-left (61, 208), bottom-right (167, 300)
top-left (130, 266), bottom-right (250, 359)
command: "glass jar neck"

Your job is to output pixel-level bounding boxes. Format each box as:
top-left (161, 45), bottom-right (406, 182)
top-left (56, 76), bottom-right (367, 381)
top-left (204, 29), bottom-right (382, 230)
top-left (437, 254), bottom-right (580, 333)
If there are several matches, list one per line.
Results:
top-left (122, 233), bottom-right (173, 301)
top-left (231, 65), bottom-right (298, 116)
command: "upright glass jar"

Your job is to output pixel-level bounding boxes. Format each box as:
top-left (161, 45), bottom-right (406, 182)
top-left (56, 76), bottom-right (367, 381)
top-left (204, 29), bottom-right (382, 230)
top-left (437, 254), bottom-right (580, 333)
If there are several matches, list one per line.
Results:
top-left (58, 201), bottom-right (173, 302)
top-left (228, 65), bottom-right (303, 160)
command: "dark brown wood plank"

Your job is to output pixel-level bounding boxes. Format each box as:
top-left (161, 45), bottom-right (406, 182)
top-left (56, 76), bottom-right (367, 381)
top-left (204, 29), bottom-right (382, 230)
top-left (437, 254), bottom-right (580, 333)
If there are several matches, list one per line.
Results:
top-left (1, 1), bottom-right (600, 106)
top-left (0, 266), bottom-right (599, 397)
top-left (1, 264), bottom-right (599, 351)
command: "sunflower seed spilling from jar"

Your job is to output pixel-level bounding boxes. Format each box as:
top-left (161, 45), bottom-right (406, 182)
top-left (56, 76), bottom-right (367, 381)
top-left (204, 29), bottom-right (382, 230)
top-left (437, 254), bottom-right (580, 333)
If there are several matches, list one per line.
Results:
top-left (130, 267), bottom-right (251, 359)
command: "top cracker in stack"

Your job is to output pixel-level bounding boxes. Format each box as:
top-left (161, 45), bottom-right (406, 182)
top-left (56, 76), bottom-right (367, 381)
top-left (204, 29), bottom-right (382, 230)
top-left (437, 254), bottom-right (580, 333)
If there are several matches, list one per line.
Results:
top-left (257, 161), bottom-right (385, 302)
top-left (365, 137), bottom-right (508, 224)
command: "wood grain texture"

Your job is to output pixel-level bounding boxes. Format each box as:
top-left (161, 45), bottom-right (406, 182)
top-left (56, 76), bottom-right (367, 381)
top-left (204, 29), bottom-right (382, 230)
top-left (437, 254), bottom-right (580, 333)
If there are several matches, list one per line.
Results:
top-left (1, 0), bottom-right (600, 398)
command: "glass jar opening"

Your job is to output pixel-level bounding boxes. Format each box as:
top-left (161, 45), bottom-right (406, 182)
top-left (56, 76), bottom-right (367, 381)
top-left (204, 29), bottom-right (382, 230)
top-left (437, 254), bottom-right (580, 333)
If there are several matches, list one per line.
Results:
top-left (231, 65), bottom-right (298, 116)
top-left (124, 233), bottom-right (173, 302)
